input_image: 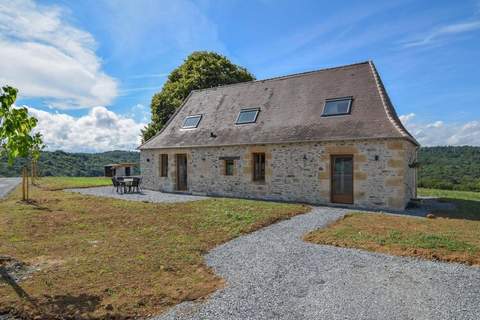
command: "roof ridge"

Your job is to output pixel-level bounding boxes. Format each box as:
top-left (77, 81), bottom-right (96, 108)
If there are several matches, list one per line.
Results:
top-left (192, 60), bottom-right (371, 94)
top-left (368, 61), bottom-right (420, 146)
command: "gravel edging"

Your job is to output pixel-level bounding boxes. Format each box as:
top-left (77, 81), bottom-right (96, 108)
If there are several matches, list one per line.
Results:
top-left (66, 186), bottom-right (208, 203)
top-left (154, 206), bottom-right (480, 320)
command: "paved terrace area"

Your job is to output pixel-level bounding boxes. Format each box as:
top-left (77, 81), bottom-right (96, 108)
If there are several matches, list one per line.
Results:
top-left (67, 186), bottom-right (208, 203)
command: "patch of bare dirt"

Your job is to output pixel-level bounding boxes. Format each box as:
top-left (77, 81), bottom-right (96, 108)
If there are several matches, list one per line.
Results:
top-left (0, 256), bottom-right (37, 283)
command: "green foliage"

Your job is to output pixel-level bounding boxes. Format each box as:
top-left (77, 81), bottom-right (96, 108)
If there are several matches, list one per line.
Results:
top-left (142, 51), bottom-right (255, 142)
top-left (418, 146), bottom-right (480, 192)
top-left (0, 86), bottom-right (43, 165)
top-left (0, 150), bottom-right (140, 177)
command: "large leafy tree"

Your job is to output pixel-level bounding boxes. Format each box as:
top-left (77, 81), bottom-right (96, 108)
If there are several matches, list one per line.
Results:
top-left (142, 51), bottom-right (255, 142)
top-left (0, 86), bottom-right (43, 164)
top-left (0, 86), bottom-right (43, 200)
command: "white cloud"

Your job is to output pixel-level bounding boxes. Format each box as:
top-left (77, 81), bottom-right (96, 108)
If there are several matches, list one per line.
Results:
top-left (399, 113), bottom-right (415, 125)
top-left (125, 103), bottom-right (151, 123)
top-left (27, 106), bottom-right (145, 152)
top-left (0, 0), bottom-right (118, 109)
top-left (426, 121), bottom-right (444, 128)
top-left (402, 20), bottom-right (480, 48)
top-left (400, 113), bottom-right (480, 146)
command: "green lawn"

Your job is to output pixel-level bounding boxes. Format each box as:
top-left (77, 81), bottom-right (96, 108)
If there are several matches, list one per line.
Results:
top-left (304, 212), bottom-right (480, 266)
top-left (36, 176), bottom-right (111, 190)
top-left (0, 177), bottom-right (309, 319)
top-left (305, 188), bottom-right (480, 267)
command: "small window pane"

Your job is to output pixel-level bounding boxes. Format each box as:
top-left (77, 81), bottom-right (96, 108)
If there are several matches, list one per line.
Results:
top-left (323, 99), bottom-right (352, 116)
top-left (183, 115), bottom-right (202, 128)
top-left (236, 109), bottom-right (259, 124)
top-left (225, 159), bottom-right (234, 176)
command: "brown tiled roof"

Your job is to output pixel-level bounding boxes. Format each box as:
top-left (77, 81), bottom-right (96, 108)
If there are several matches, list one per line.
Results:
top-left (140, 61), bottom-right (419, 149)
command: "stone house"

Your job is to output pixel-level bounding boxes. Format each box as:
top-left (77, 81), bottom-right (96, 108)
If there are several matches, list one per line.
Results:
top-left (139, 61), bottom-right (419, 210)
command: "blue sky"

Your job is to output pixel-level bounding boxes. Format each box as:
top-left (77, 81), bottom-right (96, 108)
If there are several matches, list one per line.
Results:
top-left (1, 0), bottom-right (479, 151)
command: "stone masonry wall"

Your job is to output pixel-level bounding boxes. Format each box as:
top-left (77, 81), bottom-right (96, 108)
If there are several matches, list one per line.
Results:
top-left (404, 140), bottom-right (418, 202)
top-left (140, 138), bottom-right (417, 210)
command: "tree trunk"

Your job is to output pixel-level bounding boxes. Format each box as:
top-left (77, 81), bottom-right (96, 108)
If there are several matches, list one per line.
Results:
top-left (22, 166), bottom-right (29, 201)
top-left (22, 167), bottom-right (25, 201)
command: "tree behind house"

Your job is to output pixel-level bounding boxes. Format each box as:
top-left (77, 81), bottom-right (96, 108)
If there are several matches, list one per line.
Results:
top-left (142, 51), bottom-right (255, 142)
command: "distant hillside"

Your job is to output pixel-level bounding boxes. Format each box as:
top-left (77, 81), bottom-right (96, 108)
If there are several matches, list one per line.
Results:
top-left (418, 146), bottom-right (480, 192)
top-left (0, 150), bottom-right (140, 177)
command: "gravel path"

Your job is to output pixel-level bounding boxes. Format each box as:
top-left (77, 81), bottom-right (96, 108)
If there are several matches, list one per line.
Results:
top-left (0, 178), bottom-right (21, 199)
top-left (154, 207), bottom-right (480, 320)
top-left (67, 186), bottom-right (207, 203)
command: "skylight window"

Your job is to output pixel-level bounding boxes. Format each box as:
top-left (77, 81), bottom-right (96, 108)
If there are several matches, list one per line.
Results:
top-left (322, 98), bottom-right (352, 116)
top-left (182, 115), bottom-right (202, 128)
top-left (236, 108), bottom-right (260, 124)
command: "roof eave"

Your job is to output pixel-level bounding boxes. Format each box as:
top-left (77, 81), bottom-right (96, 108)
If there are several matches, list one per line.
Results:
top-left (139, 136), bottom-right (417, 150)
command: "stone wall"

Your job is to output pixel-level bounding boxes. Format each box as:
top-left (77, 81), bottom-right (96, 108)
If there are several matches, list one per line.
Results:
top-left (140, 138), bottom-right (417, 210)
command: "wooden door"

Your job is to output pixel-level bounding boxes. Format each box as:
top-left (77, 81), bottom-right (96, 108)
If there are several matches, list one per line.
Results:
top-left (331, 155), bottom-right (353, 204)
top-left (176, 154), bottom-right (188, 191)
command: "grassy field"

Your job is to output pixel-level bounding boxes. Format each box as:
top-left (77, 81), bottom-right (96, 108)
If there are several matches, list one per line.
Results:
top-left (36, 176), bottom-right (111, 190)
top-left (419, 188), bottom-right (480, 200)
top-left (305, 188), bottom-right (480, 267)
top-left (0, 178), bottom-right (308, 319)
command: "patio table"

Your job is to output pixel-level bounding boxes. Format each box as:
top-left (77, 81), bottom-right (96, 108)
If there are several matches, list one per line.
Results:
top-left (120, 178), bottom-right (134, 194)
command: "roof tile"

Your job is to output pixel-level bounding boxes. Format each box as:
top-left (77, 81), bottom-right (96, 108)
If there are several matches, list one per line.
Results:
top-left (140, 61), bottom-right (418, 149)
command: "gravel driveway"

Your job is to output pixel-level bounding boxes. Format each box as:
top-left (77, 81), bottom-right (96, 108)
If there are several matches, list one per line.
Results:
top-left (155, 207), bottom-right (480, 320)
top-left (68, 186), bottom-right (207, 203)
top-left (0, 178), bottom-right (21, 199)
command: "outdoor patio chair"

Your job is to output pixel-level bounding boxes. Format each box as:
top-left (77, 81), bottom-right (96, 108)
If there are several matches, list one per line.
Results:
top-left (111, 177), bottom-right (121, 193)
top-left (130, 177), bottom-right (140, 193)
top-left (136, 177), bottom-right (143, 192)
